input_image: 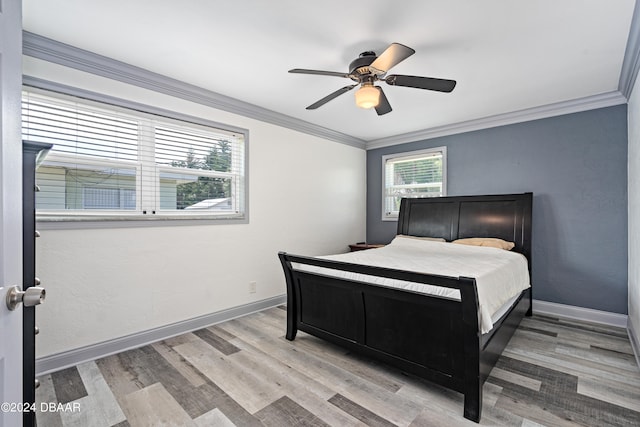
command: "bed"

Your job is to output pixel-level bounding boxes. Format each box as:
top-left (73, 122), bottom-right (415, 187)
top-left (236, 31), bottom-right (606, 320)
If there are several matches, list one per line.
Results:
top-left (278, 192), bottom-right (532, 422)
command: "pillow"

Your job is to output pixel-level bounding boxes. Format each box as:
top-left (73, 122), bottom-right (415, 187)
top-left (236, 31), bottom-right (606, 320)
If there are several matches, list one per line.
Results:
top-left (397, 235), bottom-right (446, 242)
top-left (452, 237), bottom-right (515, 250)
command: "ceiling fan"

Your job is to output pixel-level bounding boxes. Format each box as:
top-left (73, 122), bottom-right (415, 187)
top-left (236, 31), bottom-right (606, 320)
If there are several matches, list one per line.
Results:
top-left (289, 42), bottom-right (456, 116)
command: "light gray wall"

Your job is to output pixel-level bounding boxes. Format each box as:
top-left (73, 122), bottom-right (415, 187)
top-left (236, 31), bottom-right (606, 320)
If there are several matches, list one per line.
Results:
top-left (367, 105), bottom-right (628, 314)
top-left (628, 71), bottom-right (640, 355)
top-left (26, 57), bottom-right (367, 358)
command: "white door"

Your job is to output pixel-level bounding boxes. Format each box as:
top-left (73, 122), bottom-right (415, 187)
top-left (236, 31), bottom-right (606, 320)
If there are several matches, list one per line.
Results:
top-left (0, 1), bottom-right (25, 426)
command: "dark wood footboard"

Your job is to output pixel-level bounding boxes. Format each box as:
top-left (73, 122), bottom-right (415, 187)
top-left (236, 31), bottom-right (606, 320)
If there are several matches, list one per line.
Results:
top-left (278, 252), bottom-right (502, 422)
top-left (277, 192), bottom-right (533, 422)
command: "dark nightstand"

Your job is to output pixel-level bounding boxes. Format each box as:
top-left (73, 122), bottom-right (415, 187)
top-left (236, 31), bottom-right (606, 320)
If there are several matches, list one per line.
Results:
top-left (349, 243), bottom-right (385, 252)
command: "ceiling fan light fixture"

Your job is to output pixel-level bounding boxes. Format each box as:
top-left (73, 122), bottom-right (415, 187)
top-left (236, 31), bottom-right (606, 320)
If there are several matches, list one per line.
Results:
top-left (290, 43), bottom-right (455, 114)
top-left (355, 85), bottom-right (380, 109)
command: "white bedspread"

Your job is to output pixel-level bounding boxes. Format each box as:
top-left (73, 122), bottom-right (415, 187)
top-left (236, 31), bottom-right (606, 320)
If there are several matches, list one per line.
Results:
top-left (295, 235), bottom-right (530, 334)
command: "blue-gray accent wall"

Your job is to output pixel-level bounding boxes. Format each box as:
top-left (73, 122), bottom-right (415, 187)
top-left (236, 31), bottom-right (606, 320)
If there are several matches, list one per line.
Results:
top-left (367, 105), bottom-right (628, 314)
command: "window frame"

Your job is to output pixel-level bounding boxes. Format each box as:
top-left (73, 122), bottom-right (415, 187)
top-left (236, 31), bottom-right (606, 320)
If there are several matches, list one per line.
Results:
top-left (381, 146), bottom-right (447, 221)
top-left (22, 86), bottom-right (249, 228)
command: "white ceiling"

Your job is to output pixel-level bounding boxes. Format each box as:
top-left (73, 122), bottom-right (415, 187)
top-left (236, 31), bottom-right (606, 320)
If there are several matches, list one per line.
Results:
top-left (22, 0), bottom-right (637, 145)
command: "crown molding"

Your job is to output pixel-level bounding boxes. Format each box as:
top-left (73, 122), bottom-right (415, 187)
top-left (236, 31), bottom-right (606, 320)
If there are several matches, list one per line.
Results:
top-left (619, 0), bottom-right (640, 98)
top-left (22, 31), bottom-right (366, 150)
top-left (23, 31), bottom-right (631, 152)
top-left (365, 91), bottom-right (627, 150)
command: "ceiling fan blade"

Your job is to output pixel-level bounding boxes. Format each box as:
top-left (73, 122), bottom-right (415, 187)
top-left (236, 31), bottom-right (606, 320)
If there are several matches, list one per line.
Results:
top-left (306, 85), bottom-right (357, 110)
top-left (289, 68), bottom-right (350, 78)
top-left (369, 43), bottom-right (415, 74)
top-left (375, 87), bottom-right (392, 116)
top-left (385, 74), bottom-right (456, 92)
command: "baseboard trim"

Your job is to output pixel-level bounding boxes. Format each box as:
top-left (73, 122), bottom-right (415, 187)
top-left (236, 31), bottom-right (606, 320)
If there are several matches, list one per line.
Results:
top-left (36, 296), bottom-right (630, 375)
top-left (532, 299), bottom-right (628, 328)
top-left (35, 294), bottom-right (286, 376)
top-left (628, 316), bottom-right (640, 369)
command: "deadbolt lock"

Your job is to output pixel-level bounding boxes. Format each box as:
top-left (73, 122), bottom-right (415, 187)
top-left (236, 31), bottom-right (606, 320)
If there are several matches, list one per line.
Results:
top-left (5, 285), bottom-right (46, 311)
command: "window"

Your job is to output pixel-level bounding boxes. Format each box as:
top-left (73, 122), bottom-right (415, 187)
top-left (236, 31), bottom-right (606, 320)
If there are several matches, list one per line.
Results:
top-left (382, 147), bottom-right (446, 220)
top-left (22, 90), bottom-right (247, 221)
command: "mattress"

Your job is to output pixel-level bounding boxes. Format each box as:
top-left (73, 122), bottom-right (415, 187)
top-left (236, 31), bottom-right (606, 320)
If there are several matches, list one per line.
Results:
top-left (293, 235), bottom-right (530, 334)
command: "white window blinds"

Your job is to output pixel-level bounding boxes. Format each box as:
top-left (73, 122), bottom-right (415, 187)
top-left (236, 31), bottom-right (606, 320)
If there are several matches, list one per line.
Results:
top-left (21, 93), bottom-right (139, 161)
top-left (22, 90), bottom-right (246, 220)
top-left (382, 147), bottom-right (446, 219)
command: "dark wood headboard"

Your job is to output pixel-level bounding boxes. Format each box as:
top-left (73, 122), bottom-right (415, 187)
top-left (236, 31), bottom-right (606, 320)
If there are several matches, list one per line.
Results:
top-left (397, 193), bottom-right (533, 263)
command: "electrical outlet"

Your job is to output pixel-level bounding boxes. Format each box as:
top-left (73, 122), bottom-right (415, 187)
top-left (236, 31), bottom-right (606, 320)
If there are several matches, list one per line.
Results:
top-left (249, 281), bottom-right (257, 294)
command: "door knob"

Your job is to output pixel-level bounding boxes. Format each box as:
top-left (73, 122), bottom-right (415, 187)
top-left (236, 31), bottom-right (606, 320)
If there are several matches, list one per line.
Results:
top-left (5, 285), bottom-right (46, 311)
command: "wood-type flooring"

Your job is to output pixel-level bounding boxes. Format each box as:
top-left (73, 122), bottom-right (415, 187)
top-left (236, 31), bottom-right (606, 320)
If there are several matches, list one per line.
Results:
top-left (35, 306), bottom-right (640, 426)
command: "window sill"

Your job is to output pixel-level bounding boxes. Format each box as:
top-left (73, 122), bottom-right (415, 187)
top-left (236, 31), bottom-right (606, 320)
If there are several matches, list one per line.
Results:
top-left (36, 213), bottom-right (248, 229)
